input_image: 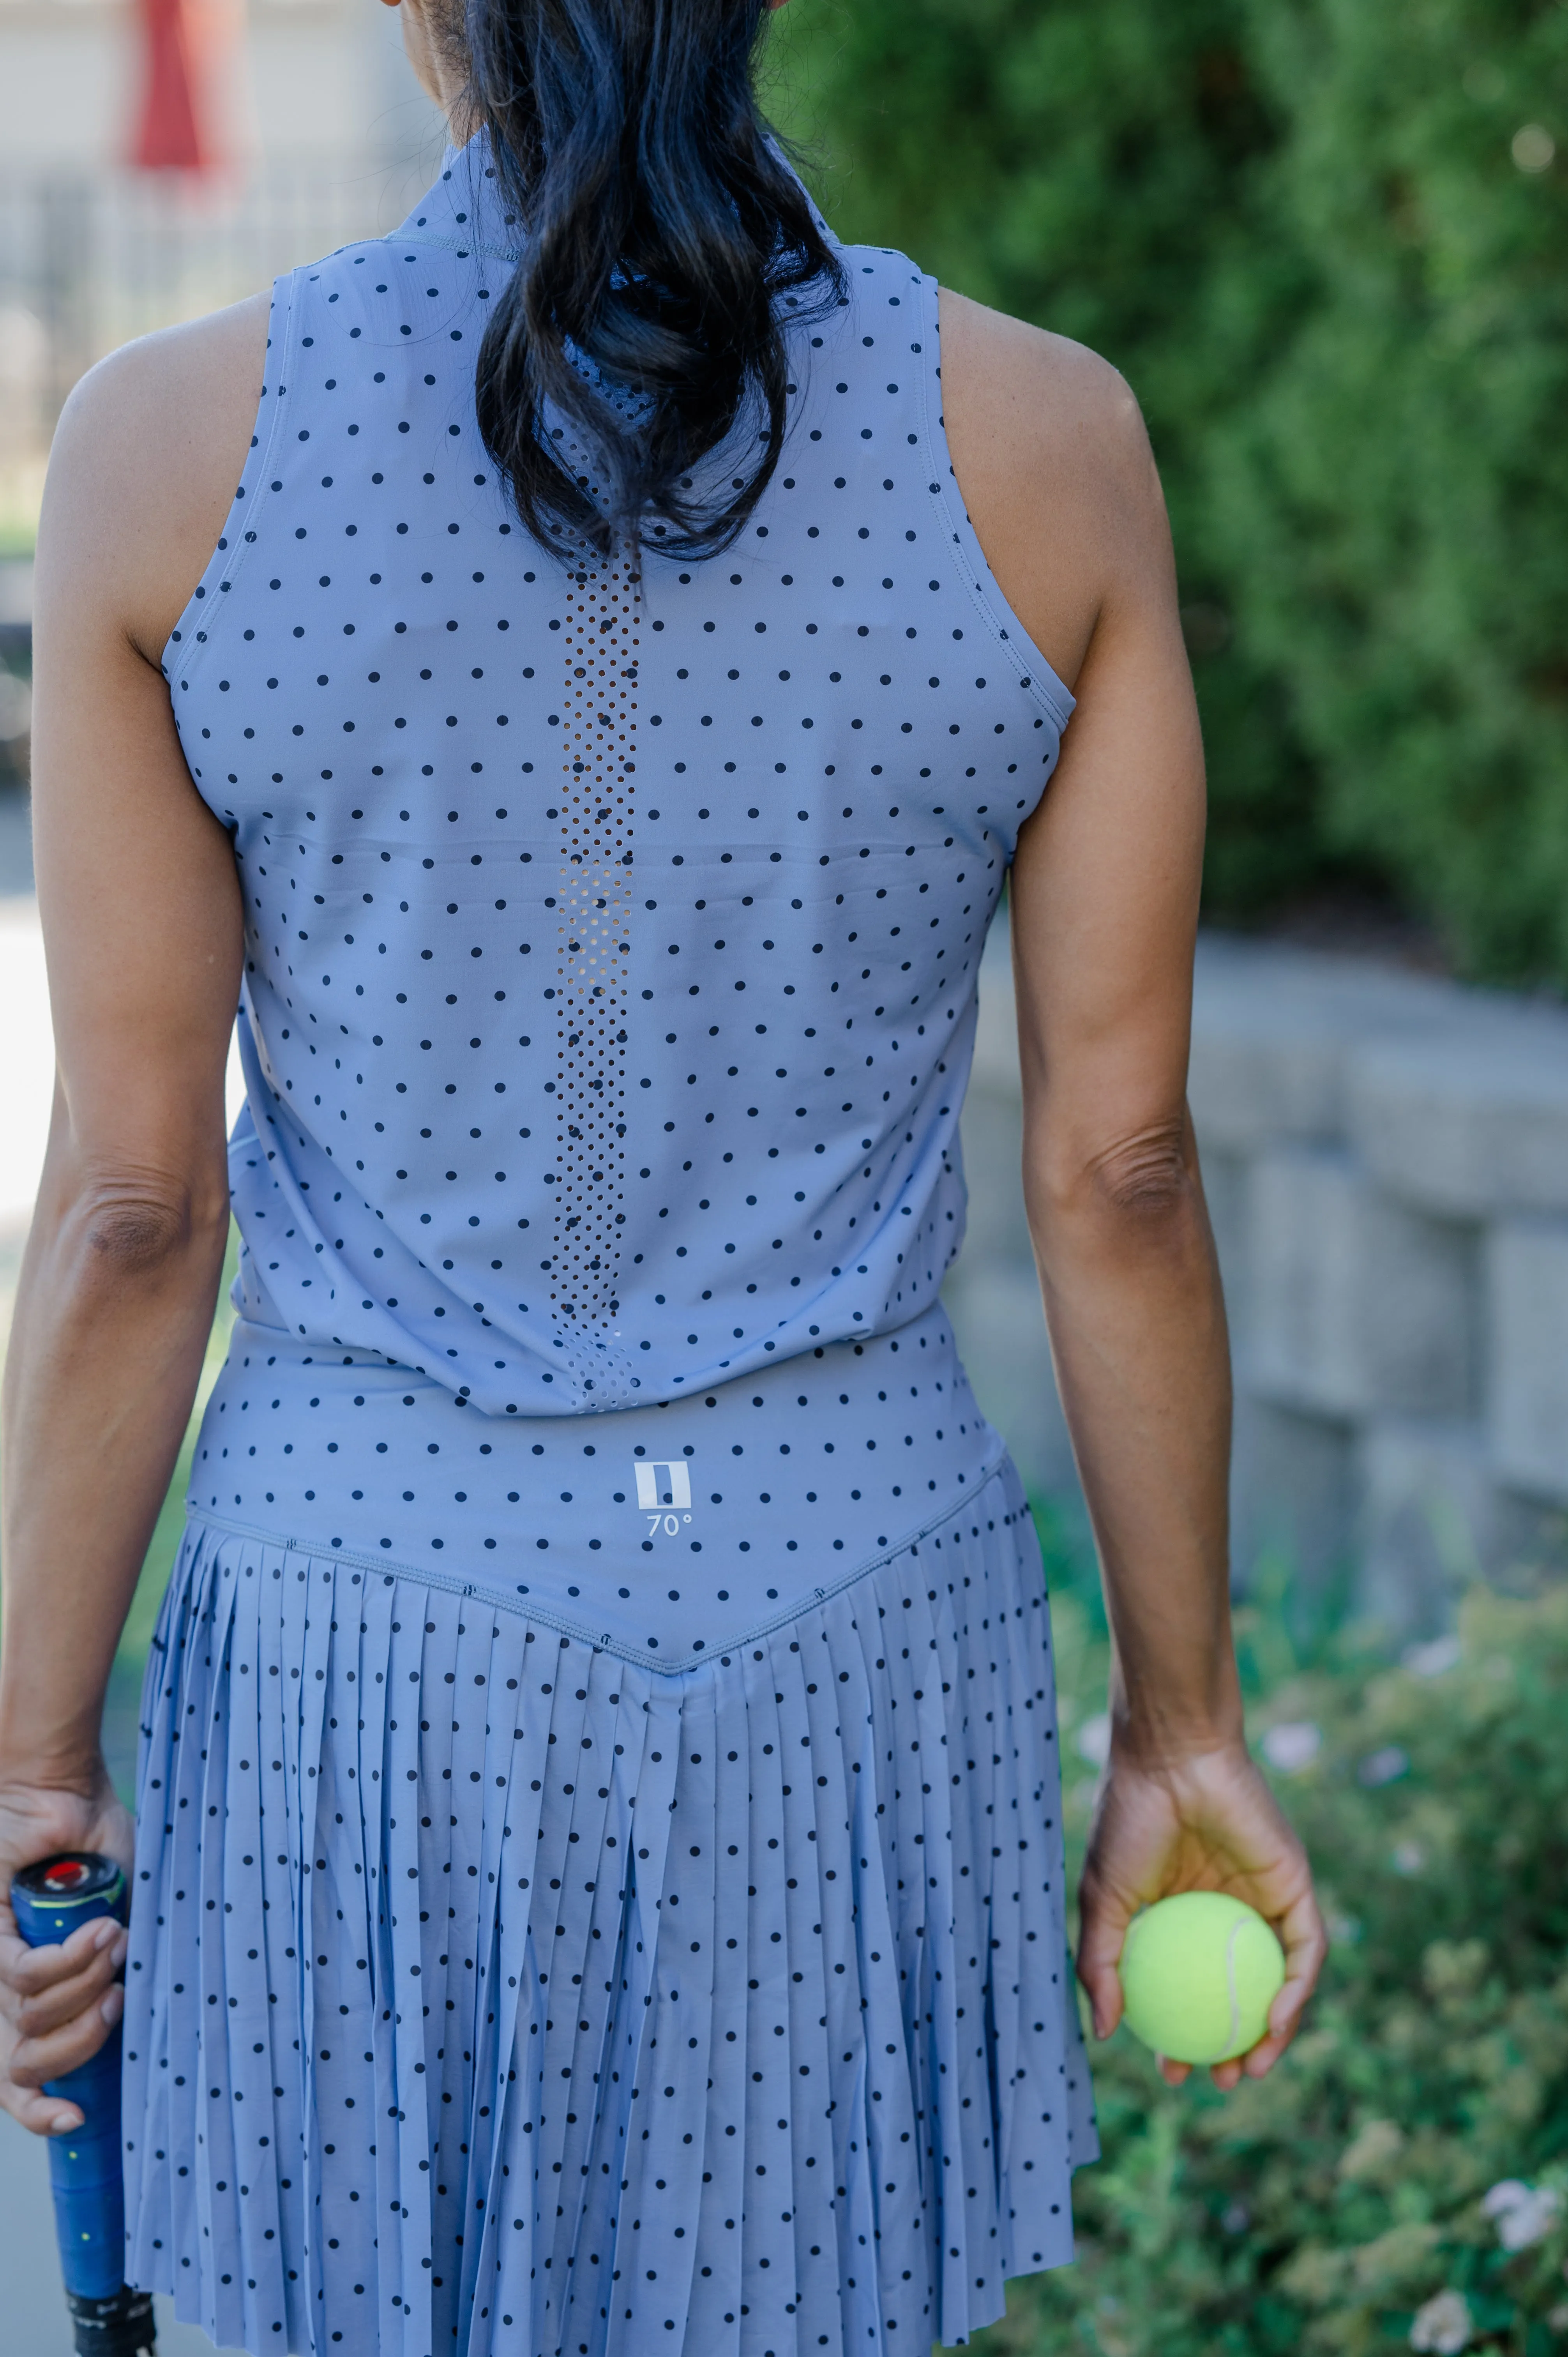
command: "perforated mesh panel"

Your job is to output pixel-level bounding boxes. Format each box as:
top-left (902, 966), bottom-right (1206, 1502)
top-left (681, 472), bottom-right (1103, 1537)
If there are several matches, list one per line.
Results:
top-left (550, 543), bottom-right (639, 1393)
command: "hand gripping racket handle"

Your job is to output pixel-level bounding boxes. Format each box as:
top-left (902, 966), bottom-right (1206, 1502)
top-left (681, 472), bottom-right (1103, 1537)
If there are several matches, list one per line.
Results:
top-left (11, 1853), bottom-right (156, 2357)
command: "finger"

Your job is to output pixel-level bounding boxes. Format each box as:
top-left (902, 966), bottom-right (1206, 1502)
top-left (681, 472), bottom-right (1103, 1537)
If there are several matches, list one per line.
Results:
top-left (1209, 2057), bottom-right (1244, 2093)
top-left (7, 1983), bottom-right (122, 2089)
top-left (9, 1937), bottom-right (125, 2039)
top-left (1157, 2055), bottom-right (1190, 2088)
top-left (0, 1914), bottom-right (121, 1998)
top-left (0, 2076), bottom-right (86, 2138)
top-left (1074, 1942), bottom-right (1125, 2043)
top-left (1265, 1887), bottom-right (1329, 2048)
top-left (0, 1921), bottom-right (125, 2016)
top-left (1240, 1951), bottom-right (1327, 2081)
top-left (1075, 1883), bottom-right (1133, 2041)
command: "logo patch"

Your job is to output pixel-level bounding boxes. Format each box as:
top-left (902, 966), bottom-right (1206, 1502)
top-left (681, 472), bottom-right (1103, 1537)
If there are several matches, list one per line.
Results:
top-left (634, 1460), bottom-right (692, 1512)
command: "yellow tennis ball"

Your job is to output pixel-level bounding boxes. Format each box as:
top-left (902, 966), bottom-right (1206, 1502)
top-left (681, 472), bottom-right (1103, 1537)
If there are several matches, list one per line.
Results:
top-left (1118, 1892), bottom-right (1285, 2065)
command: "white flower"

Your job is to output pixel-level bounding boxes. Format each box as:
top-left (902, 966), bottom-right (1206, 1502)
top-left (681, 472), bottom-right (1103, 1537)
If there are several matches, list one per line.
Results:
top-left (1359, 1744), bottom-right (1410, 1787)
top-left (1409, 2289), bottom-right (1473, 2353)
top-left (1392, 1840), bottom-right (1426, 1876)
top-left (1514, 123), bottom-right (1557, 174)
top-left (1261, 1720), bottom-right (1321, 1774)
top-left (1482, 2179), bottom-right (1562, 2252)
top-left (1402, 1634), bottom-right (1462, 1679)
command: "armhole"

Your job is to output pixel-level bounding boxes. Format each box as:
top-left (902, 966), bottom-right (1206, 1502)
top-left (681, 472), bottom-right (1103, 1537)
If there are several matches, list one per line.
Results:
top-left (913, 270), bottom-right (1077, 735)
top-left (161, 272), bottom-right (299, 692)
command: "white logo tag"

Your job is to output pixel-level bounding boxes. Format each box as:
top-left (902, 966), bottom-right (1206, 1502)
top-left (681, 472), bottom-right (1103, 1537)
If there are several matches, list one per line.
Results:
top-left (634, 1460), bottom-right (692, 1511)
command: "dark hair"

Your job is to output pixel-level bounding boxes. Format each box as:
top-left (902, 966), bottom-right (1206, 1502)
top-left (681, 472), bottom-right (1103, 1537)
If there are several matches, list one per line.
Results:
top-left (464, 0), bottom-right (845, 562)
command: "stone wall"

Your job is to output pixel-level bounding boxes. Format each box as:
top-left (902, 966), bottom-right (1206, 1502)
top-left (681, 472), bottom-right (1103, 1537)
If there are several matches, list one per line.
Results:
top-left (942, 922), bottom-right (1568, 1636)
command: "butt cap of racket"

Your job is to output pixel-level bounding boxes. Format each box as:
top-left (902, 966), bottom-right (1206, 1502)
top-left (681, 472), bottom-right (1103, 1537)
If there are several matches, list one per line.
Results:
top-left (65, 2285), bottom-right (157, 2357)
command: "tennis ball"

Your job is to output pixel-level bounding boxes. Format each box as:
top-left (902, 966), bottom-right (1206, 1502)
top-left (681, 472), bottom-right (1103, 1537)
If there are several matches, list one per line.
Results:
top-left (1118, 1892), bottom-right (1285, 2065)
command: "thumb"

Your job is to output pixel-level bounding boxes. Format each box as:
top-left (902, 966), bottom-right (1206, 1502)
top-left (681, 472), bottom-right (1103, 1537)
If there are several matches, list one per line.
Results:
top-left (1075, 1881), bottom-right (1131, 2042)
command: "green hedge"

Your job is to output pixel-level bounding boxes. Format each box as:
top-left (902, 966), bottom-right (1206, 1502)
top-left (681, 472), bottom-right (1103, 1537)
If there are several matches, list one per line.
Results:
top-left (1004, 1522), bottom-right (1568, 2357)
top-left (767, 0), bottom-right (1568, 982)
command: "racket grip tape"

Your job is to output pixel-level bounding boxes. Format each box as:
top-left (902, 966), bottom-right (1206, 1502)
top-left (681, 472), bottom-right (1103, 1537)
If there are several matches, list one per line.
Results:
top-left (11, 1853), bottom-right (156, 2357)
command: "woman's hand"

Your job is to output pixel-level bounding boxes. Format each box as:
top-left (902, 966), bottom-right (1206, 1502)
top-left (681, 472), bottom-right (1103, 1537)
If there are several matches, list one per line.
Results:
top-left (0, 1764), bottom-right (135, 2135)
top-left (1076, 1737), bottom-right (1326, 2091)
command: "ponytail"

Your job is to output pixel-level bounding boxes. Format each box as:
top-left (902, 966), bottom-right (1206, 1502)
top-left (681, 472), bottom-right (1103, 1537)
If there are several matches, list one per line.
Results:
top-left (465, 0), bottom-right (846, 561)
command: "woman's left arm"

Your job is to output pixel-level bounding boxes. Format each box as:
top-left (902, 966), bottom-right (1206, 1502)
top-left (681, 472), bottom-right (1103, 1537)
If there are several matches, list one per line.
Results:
top-left (0, 302), bottom-right (265, 2133)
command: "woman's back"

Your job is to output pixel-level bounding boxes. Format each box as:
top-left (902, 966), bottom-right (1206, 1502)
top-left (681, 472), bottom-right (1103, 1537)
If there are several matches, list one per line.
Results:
top-left (169, 144), bottom-right (1072, 1418)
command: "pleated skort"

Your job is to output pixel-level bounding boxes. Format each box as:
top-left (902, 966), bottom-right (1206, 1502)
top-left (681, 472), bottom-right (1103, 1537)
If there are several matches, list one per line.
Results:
top-left (122, 1461), bottom-right (1095, 2356)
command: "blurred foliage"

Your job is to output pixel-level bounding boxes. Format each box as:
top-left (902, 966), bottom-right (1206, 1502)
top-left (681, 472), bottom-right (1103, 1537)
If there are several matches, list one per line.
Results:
top-left (766, 0), bottom-right (1568, 981)
top-left (989, 1512), bottom-right (1568, 2356)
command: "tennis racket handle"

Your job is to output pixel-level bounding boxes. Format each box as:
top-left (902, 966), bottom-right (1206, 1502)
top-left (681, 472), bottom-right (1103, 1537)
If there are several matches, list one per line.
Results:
top-left (43, 2037), bottom-right (128, 2297)
top-left (11, 1853), bottom-right (155, 2350)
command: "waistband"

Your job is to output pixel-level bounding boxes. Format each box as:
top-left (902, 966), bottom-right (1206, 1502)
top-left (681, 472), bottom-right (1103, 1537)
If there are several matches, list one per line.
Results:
top-left (188, 1300), bottom-right (1006, 1665)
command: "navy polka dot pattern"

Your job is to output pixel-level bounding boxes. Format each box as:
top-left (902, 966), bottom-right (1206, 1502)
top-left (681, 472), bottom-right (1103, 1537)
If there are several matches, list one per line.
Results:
top-left (124, 136), bottom-right (1097, 2357)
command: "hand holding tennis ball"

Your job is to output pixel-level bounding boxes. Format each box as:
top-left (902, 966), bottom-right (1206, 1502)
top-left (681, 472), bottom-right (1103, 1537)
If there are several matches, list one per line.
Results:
top-left (1117, 1892), bottom-right (1286, 2065)
top-left (1075, 1739), bottom-right (1326, 2090)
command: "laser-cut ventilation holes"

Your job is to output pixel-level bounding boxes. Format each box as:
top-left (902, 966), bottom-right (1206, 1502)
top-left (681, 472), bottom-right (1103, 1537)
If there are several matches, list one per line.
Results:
top-left (550, 542), bottom-right (639, 1392)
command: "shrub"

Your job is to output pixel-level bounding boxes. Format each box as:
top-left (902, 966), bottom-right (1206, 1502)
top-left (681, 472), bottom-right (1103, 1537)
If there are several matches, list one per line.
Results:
top-left (769, 0), bottom-right (1568, 983)
top-left (1220, 0), bottom-right (1568, 982)
top-left (996, 1541), bottom-right (1568, 2357)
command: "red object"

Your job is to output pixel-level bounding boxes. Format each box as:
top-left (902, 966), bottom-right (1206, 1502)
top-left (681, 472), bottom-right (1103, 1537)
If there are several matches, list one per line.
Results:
top-left (41, 1859), bottom-right (91, 1892)
top-left (132, 0), bottom-right (215, 173)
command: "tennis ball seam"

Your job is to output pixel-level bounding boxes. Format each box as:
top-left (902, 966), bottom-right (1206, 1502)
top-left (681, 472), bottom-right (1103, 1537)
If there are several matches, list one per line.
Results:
top-left (1221, 1917), bottom-right (1243, 2061)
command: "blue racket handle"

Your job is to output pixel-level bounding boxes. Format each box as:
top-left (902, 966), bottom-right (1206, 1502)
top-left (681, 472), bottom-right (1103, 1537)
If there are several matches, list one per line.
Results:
top-left (11, 1853), bottom-right (155, 2352)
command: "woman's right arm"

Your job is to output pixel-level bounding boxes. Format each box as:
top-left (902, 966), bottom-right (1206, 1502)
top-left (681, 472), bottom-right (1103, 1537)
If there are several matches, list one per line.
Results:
top-left (0, 302), bottom-right (265, 2132)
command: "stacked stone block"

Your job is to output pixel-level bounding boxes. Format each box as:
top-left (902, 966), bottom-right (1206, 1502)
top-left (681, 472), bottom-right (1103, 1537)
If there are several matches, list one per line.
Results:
top-left (943, 924), bottom-right (1568, 1635)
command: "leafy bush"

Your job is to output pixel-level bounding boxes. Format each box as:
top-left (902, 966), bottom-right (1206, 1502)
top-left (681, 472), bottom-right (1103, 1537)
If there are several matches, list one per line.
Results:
top-left (768, 0), bottom-right (1568, 982)
top-left (987, 1536), bottom-right (1568, 2357)
top-left (1223, 0), bottom-right (1568, 982)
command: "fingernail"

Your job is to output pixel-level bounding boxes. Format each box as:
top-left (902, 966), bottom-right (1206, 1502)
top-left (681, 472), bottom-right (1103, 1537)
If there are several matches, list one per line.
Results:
top-left (101, 1986), bottom-right (124, 2026)
top-left (111, 1931), bottom-right (129, 1967)
top-left (51, 2111), bottom-right (83, 2136)
top-left (95, 1921), bottom-right (119, 1951)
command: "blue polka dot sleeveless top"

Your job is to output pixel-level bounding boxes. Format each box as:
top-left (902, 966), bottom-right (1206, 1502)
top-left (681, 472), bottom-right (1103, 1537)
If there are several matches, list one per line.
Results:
top-left (161, 134), bottom-right (1074, 1645)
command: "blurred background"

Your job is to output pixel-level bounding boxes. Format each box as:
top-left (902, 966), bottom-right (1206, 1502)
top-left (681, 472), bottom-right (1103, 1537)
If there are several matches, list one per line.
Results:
top-left (2, 0), bottom-right (1568, 2351)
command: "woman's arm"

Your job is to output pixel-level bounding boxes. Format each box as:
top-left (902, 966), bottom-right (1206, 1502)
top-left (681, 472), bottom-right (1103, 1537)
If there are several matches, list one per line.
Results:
top-left (942, 292), bottom-right (1325, 2087)
top-left (0, 298), bottom-right (267, 2132)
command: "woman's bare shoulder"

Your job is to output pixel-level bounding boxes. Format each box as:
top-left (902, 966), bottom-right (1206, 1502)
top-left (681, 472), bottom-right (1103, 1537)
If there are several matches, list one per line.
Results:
top-left (936, 289), bottom-right (1172, 691)
top-left (37, 291), bottom-right (273, 664)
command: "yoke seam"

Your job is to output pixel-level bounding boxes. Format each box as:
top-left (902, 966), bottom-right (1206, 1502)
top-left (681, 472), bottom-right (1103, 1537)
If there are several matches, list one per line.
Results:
top-left (182, 1448), bottom-right (1013, 1673)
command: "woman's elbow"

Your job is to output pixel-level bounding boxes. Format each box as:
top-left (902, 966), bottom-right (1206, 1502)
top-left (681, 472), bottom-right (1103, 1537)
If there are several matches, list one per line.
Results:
top-left (65, 1166), bottom-right (228, 1283)
top-left (1028, 1114), bottom-right (1204, 1239)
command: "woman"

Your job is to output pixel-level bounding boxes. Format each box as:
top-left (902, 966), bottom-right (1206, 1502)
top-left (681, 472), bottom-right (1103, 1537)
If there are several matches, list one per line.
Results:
top-left (0, 0), bottom-right (1324, 2348)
